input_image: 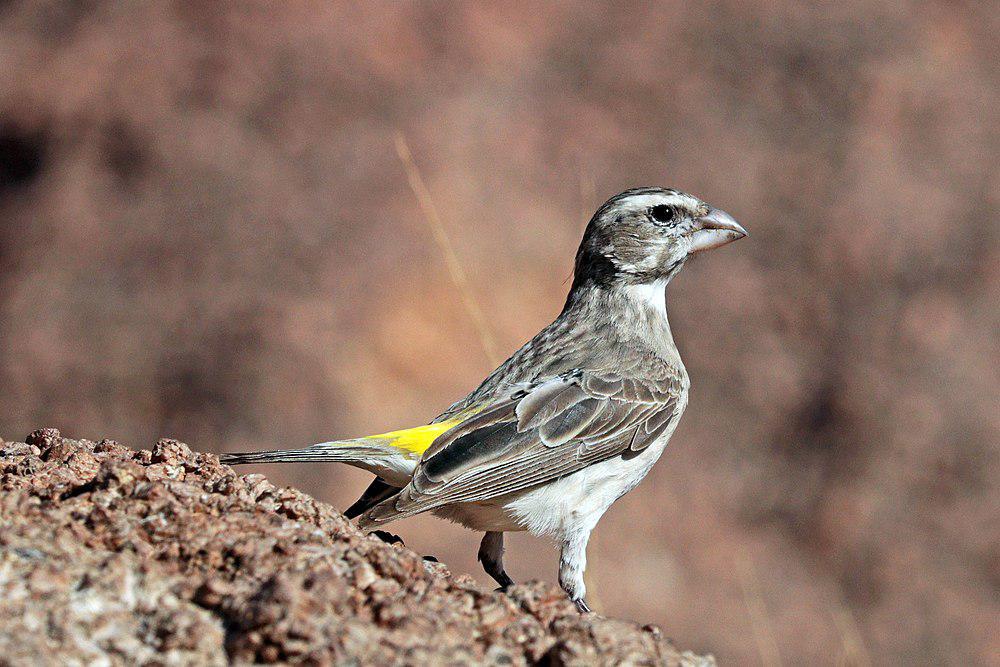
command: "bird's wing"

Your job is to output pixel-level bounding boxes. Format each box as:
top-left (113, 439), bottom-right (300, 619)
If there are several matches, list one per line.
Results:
top-left (360, 367), bottom-right (685, 525)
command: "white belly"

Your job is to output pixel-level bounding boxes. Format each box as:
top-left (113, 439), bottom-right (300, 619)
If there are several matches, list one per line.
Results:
top-left (431, 432), bottom-right (674, 538)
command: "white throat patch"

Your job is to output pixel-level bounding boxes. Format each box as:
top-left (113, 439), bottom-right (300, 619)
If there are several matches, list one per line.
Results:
top-left (624, 280), bottom-right (668, 319)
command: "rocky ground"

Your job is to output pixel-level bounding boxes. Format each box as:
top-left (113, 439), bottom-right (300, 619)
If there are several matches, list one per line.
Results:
top-left (0, 429), bottom-right (712, 665)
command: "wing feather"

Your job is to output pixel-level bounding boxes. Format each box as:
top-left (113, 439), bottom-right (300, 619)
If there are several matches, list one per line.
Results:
top-left (516, 379), bottom-right (588, 431)
top-left (361, 368), bottom-right (685, 526)
top-left (537, 397), bottom-right (603, 446)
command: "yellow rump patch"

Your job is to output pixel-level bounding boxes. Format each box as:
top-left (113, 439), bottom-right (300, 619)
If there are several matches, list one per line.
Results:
top-left (371, 420), bottom-right (462, 455)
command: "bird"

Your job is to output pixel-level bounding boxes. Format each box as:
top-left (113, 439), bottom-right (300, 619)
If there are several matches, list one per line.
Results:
top-left (221, 187), bottom-right (746, 611)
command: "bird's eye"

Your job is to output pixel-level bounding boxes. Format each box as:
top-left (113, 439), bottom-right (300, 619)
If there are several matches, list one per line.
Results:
top-left (650, 204), bottom-right (675, 224)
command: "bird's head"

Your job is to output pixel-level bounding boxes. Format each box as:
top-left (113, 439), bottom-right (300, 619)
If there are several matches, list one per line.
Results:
top-left (571, 187), bottom-right (747, 290)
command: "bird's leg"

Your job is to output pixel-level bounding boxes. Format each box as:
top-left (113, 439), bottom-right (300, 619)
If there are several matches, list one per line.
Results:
top-left (559, 529), bottom-right (593, 613)
top-left (478, 531), bottom-right (515, 590)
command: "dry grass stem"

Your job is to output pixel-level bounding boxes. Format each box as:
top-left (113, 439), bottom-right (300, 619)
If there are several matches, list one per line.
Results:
top-left (394, 131), bottom-right (502, 368)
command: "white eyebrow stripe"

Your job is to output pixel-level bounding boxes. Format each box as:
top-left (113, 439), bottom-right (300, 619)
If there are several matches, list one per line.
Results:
top-left (613, 193), bottom-right (698, 212)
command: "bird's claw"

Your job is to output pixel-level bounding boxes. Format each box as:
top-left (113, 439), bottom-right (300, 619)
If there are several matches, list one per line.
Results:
top-left (574, 598), bottom-right (592, 613)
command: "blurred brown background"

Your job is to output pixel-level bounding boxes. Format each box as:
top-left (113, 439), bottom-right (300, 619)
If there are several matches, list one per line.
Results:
top-left (1, 1), bottom-right (997, 664)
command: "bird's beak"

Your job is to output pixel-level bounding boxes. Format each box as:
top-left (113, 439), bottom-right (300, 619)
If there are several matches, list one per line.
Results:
top-left (688, 207), bottom-right (747, 254)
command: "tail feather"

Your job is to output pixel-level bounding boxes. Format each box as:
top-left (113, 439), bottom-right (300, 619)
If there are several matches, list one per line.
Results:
top-left (219, 440), bottom-right (418, 487)
top-left (219, 441), bottom-right (370, 466)
top-left (220, 421), bottom-right (459, 472)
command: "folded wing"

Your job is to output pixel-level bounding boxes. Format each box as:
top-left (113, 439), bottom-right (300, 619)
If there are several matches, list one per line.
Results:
top-left (360, 367), bottom-right (685, 527)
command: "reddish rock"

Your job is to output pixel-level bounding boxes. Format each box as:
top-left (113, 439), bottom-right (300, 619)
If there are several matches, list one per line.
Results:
top-left (0, 431), bottom-right (713, 665)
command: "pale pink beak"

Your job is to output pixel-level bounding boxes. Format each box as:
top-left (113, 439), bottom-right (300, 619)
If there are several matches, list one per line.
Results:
top-left (688, 207), bottom-right (747, 254)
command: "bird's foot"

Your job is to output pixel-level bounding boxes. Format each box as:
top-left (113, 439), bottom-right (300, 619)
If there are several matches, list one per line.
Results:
top-left (493, 573), bottom-right (515, 592)
top-left (574, 598), bottom-right (592, 613)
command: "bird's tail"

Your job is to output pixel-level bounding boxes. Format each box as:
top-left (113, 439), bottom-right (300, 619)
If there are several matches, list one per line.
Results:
top-left (220, 441), bottom-right (365, 466)
top-left (219, 439), bottom-right (418, 486)
top-left (219, 421), bottom-right (465, 486)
